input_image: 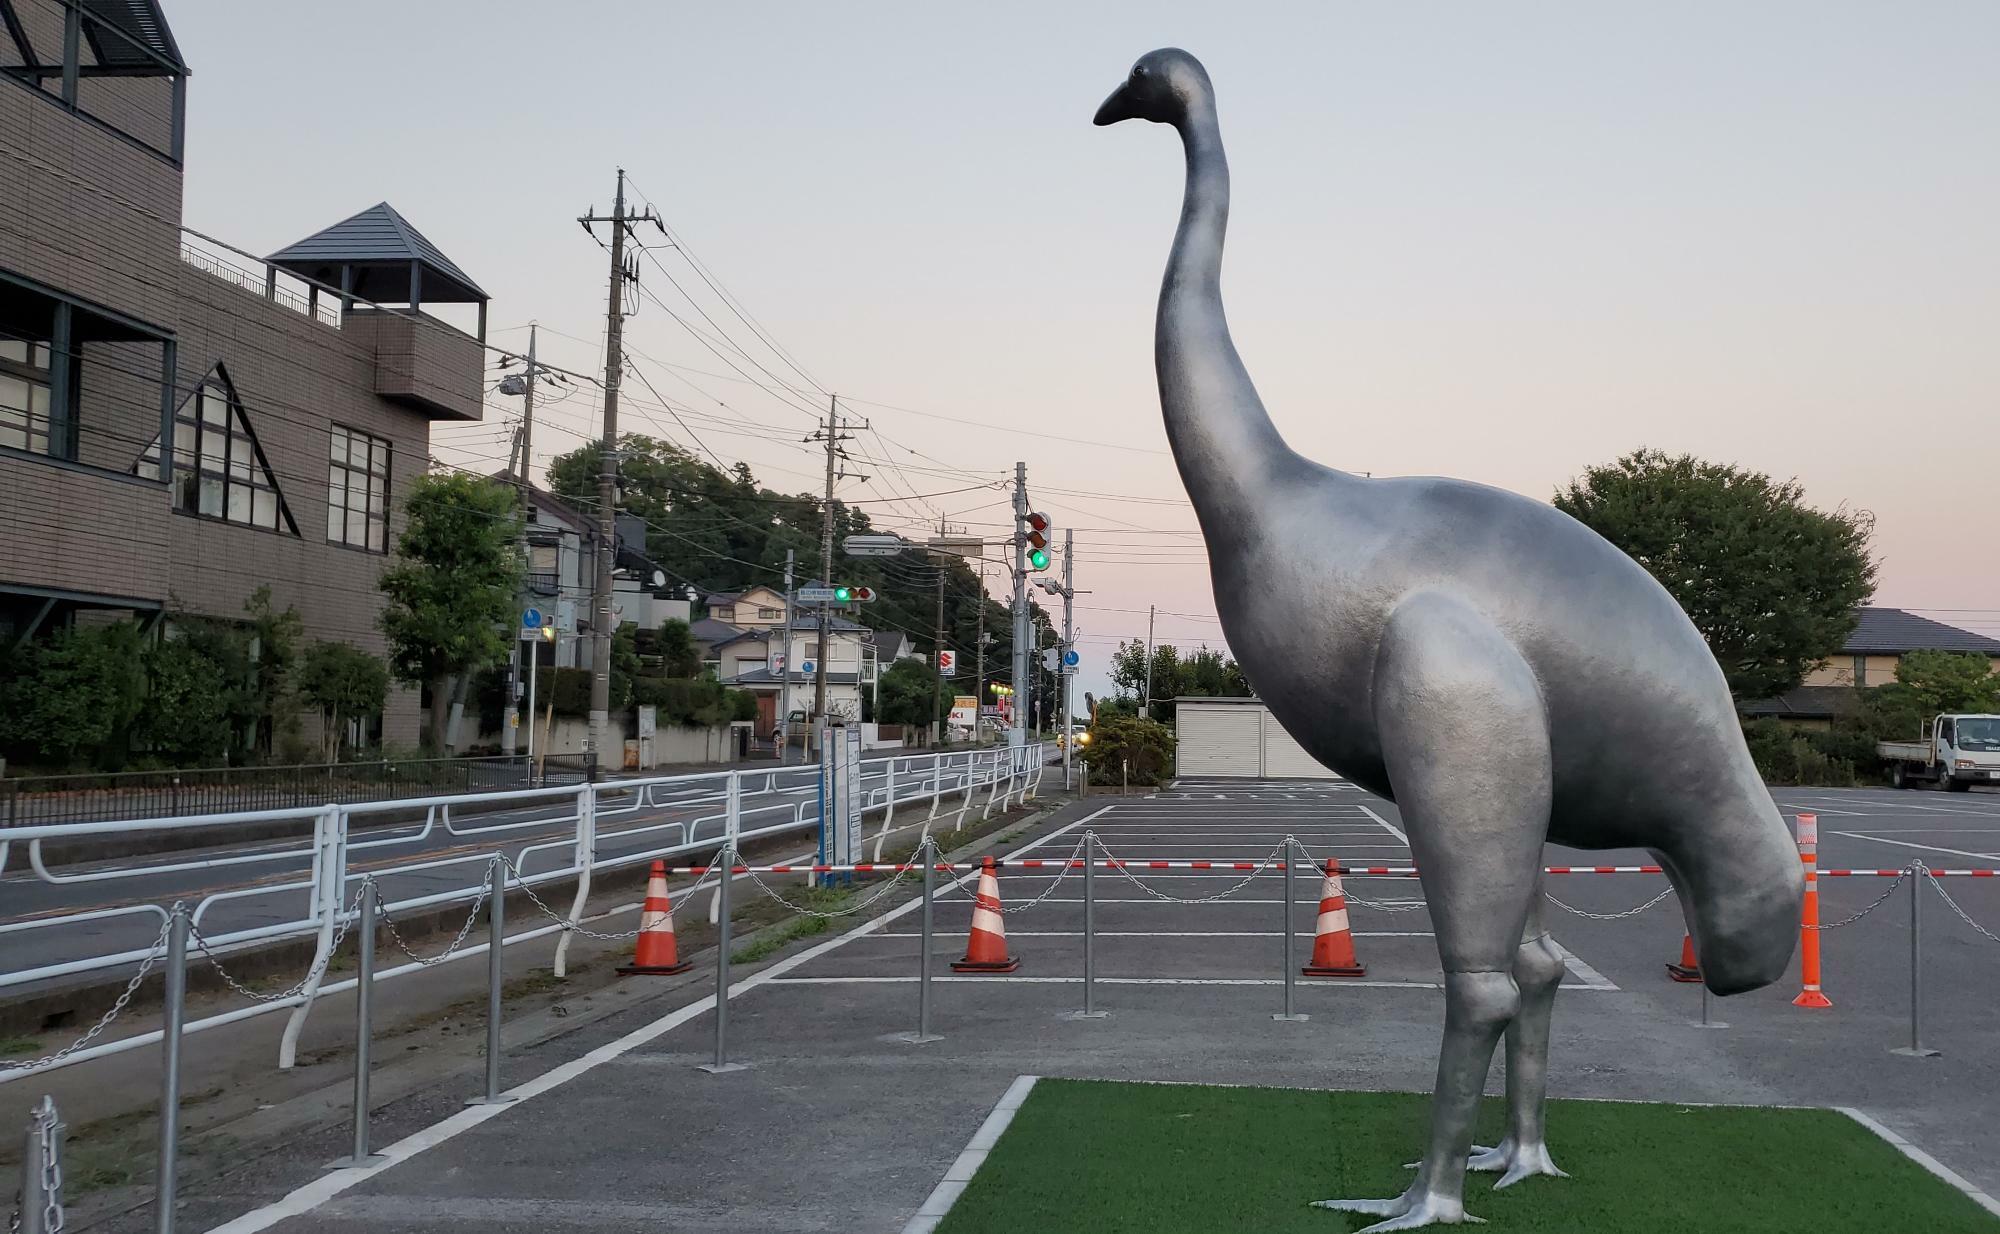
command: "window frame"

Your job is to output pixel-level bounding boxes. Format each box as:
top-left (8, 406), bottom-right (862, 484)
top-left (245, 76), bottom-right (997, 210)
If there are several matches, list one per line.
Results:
top-left (141, 371), bottom-right (299, 536)
top-left (326, 424), bottom-right (392, 554)
top-left (0, 339), bottom-right (56, 457)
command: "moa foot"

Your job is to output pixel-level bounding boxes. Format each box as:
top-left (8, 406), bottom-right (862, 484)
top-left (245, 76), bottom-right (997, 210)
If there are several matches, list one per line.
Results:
top-left (1468, 1138), bottom-right (1568, 1189)
top-left (1312, 1190), bottom-right (1484, 1232)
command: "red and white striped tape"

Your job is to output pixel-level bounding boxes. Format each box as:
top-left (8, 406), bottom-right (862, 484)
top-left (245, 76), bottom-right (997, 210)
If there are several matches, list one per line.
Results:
top-left (655, 860), bottom-right (1999, 877)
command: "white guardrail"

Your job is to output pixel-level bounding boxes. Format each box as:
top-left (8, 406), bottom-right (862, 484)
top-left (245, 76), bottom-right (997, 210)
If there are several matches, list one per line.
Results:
top-left (0, 744), bottom-right (1051, 1083)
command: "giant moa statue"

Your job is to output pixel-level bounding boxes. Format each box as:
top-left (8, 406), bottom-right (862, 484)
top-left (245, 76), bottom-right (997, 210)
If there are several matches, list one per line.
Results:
top-left (1094, 48), bottom-right (1803, 1231)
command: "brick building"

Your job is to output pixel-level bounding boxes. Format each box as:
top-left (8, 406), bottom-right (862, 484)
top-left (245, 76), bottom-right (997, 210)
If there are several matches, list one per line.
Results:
top-left (0, 0), bottom-right (489, 745)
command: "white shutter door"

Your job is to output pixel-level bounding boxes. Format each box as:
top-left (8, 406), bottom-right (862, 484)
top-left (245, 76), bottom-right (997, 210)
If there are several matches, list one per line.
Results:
top-left (1260, 711), bottom-right (1339, 780)
top-left (1176, 705), bottom-right (1262, 777)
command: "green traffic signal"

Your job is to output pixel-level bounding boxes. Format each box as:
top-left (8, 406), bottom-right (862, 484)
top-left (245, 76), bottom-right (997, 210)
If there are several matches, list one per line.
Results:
top-left (834, 586), bottom-right (852, 602)
top-left (1028, 548), bottom-right (1050, 571)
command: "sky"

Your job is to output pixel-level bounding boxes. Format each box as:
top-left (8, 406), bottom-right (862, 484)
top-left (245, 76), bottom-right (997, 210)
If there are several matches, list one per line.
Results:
top-left (165, 2), bottom-right (2000, 701)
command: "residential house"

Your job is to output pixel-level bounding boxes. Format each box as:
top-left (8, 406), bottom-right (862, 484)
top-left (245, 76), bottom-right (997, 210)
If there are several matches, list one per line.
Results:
top-left (1, 0), bottom-right (492, 746)
top-left (1741, 607), bottom-right (2000, 725)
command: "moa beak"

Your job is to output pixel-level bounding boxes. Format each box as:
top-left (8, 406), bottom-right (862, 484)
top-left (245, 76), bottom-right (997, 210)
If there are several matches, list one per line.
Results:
top-left (1093, 82), bottom-right (1137, 126)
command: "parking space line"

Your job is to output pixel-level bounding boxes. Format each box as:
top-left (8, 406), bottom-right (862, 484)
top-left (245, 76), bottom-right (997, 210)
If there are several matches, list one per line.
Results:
top-left (869, 930), bottom-right (1436, 939)
top-left (1830, 831), bottom-right (2000, 862)
top-left (763, 975), bottom-right (1615, 992)
top-left (1356, 803), bottom-right (1410, 844)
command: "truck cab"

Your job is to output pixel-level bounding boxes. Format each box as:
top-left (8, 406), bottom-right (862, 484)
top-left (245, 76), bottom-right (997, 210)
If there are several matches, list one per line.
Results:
top-left (1880, 713), bottom-right (2000, 791)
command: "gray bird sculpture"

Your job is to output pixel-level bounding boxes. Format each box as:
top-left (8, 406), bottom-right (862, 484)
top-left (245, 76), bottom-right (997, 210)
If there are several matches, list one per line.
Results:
top-left (1094, 48), bottom-right (1802, 1231)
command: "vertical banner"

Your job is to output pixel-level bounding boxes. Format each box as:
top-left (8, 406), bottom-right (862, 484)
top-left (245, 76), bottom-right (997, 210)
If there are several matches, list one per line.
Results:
top-left (843, 725), bottom-right (864, 863)
top-left (817, 719), bottom-right (837, 872)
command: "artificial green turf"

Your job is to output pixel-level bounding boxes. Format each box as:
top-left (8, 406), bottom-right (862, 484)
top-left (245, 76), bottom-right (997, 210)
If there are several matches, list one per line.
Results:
top-left (935, 1079), bottom-right (1999, 1234)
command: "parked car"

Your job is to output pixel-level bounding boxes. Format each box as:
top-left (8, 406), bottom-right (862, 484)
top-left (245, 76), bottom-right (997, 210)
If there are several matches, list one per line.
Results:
top-left (1879, 713), bottom-right (2000, 790)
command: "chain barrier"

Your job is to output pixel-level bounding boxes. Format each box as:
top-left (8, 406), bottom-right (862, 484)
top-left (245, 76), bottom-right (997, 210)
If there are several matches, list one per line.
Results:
top-left (0, 913), bottom-right (175, 1076)
top-left (1285, 838), bottom-right (1431, 913)
top-left (373, 862), bottom-right (498, 967)
top-left (1927, 872), bottom-right (2000, 944)
top-left (931, 834), bottom-right (1094, 913)
top-left (501, 856), bottom-right (646, 941)
top-left (1082, 835), bottom-right (1295, 907)
top-left (6, 1095), bottom-right (64, 1234)
top-left (1805, 870), bottom-right (1906, 931)
top-left (1544, 886), bottom-right (1677, 921)
top-left (739, 858), bottom-right (918, 919)
top-left (188, 886), bottom-right (364, 1004)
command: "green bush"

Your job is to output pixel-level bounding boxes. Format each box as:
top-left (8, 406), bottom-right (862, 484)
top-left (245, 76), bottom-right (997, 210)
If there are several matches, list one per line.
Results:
top-left (1083, 714), bottom-right (1176, 786)
top-left (0, 622), bottom-right (147, 769)
top-left (135, 637), bottom-right (234, 765)
top-left (1741, 717), bottom-right (1859, 787)
top-left (630, 676), bottom-right (758, 728)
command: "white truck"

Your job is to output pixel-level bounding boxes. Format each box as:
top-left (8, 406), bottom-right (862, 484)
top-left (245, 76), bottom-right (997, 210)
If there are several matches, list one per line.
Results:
top-left (1879, 713), bottom-right (2000, 791)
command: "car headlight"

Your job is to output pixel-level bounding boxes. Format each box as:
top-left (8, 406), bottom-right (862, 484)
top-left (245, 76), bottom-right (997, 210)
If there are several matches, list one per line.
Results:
top-left (1955, 759), bottom-right (1975, 769)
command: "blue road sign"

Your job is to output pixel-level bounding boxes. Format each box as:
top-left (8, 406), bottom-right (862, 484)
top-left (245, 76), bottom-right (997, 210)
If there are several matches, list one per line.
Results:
top-left (1063, 648), bottom-right (1081, 668)
top-left (521, 607), bottom-right (543, 629)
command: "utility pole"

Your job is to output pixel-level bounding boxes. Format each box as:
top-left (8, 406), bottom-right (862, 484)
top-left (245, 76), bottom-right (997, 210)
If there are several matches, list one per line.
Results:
top-left (501, 325), bottom-right (539, 757)
top-left (778, 547), bottom-right (795, 764)
top-left (1061, 528), bottom-right (1075, 774)
top-left (578, 169), bottom-right (660, 765)
top-left (1142, 603), bottom-right (1157, 722)
top-left (807, 396), bottom-right (863, 734)
top-left (1009, 461), bottom-right (1028, 747)
top-left (973, 562), bottom-right (987, 747)
top-left (933, 570), bottom-right (947, 748)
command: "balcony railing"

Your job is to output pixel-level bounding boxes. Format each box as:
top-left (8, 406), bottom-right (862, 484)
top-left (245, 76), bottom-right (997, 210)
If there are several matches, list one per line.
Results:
top-left (179, 238), bottom-right (341, 328)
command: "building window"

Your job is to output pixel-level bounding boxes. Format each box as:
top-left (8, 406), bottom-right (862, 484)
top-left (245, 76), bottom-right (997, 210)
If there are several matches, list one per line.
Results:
top-left (757, 606), bottom-right (784, 620)
top-left (138, 374), bottom-right (298, 534)
top-left (0, 340), bottom-right (55, 456)
top-left (328, 425), bottom-right (390, 552)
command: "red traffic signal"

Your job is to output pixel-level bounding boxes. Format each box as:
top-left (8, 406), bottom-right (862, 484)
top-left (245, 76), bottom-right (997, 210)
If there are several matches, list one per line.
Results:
top-left (850, 586), bottom-right (876, 602)
top-left (1024, 511), bottom-right (1050, 551)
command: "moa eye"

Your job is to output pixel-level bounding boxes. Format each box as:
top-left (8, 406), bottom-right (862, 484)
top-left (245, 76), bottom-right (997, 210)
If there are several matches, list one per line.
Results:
top-left (1132, 64), bottom-right (1148, 79)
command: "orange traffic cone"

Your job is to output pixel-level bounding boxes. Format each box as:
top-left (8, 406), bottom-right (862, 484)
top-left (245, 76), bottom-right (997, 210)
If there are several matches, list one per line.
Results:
top-left (952, 855), bottom-right (1020, 973)
top-left (1666, 933), bottom-right (1702, 983)
top-left (618, 860), bottom-right (693, 975)
top-left (1301, 859), bottom-right (1366, 977)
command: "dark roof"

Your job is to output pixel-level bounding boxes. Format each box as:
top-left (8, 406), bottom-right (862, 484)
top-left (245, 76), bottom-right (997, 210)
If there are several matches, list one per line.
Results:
top-left (1844, 608), bottom-right (2000, 656)
top-left (705, 591), bottom-right (744, 605)
top-left (268, 203), bottom-right (486, 304)
top-left (1737, 686), bottom-right (1861, 721)
top-left (81, 0), bottom-right (186, 72)
top-left (689, 617), bottom-right (747, 645)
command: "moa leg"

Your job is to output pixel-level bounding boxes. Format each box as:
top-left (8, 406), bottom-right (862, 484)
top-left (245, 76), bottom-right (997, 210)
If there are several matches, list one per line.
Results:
top-left (1466, 881), bottom-right (1569, 1187)
top-left (1314, 592), bottom-right (1553, 1231)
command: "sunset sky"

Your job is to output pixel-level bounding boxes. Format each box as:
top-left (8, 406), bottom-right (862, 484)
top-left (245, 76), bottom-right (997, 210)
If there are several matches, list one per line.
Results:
top-left (167, 2), bottom-right (2000, 698)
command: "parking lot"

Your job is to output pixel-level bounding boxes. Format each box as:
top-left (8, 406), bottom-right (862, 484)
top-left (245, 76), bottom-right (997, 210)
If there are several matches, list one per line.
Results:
top-left (152, 779), bottom-right (2000, 1234)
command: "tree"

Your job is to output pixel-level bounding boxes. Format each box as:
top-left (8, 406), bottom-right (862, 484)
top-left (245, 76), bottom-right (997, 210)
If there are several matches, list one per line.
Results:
top-left (876, 657), bottom-right (950, 729)
top-left (1108, 639), bottom-right (1250, 721)
top-left (134, 637), bottom-right (234, 765)
top-left (655, 618), bottom-right (701, 678)
top-left (1891, 650), bottom-right (2000, 715)
top-left (1554, 449), bottom-right (1875, 701)
top-left (1082, 713), bottom-right (1176, 786)
top-left (378, 473), bottom-right (523, 752)
top-left (297, 642), bottom-right (391, 761)
top-left (0, 621), bottom-right (146, 768)
top-left (243, 587), bottom-right (305, 757)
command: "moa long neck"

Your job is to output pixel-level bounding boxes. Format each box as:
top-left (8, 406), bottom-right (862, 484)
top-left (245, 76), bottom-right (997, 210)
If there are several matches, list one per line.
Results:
top-left (1156, 96), bottom-right (1295, 526)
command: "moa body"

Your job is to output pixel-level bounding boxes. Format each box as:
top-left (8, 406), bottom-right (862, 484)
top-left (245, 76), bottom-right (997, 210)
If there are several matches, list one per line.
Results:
top-left (1096, 48), bottom-right (1801, 1231)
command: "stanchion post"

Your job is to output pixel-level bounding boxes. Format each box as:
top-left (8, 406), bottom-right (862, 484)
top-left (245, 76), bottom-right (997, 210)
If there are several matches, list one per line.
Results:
top-left (1891, 860), bottom-right (1941, 1059)
top-left (469, 859), bottom-right (517, 1104)
top-left (1792, 812), bottom-right (1832, 1008)
top-left (699, 844), bottom-right (748, 1074)
top-left (897, 838), bottom-right (945, 1043)
top-left (1274, 849), bottom-right (1308, 1022)
top-left (156, 903), bottom-right (188, 1232)
top-left (1691, 980), bottom-right (1728, 1030)
top-left (329, 881), bottom-right (385, 1167)
top-left (1066, 833), bottom-right (1108, 1021)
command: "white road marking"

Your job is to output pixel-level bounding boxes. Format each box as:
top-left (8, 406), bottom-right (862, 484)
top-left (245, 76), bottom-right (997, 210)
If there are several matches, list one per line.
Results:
top-left (203, 805), bottom-right (1120, 1234)
top-left (1829, 831), bottom-right (2000, 862)
top-left (868, 930), bottom-right (1437, 939)
top-left (1549, 940), bottom-right (1618, 991)
top-left (763, 974), bottom-right (1614, 992)
top-left (1357, 803), bottom-right (1410, 845)
top-left (1836, 1107), bottom-right (2000, 1220)
top-left (902, 1075), bottom-right (1041, 1234)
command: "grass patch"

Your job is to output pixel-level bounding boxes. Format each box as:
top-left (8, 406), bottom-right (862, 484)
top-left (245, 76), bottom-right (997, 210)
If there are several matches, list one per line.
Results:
top-left (0, 1036), bottom-right (43, 1056)
top-left (937, 1080), bottom-right (1999, 1234)
top-left (731, 885), bottom-right (849, 964)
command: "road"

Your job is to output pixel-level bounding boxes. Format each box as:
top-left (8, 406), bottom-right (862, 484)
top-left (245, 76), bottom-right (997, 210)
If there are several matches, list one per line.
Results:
top-left (0, 753), bottom-right (1022, 981)
top-left (115, 778), bottom-right (2000, 1233)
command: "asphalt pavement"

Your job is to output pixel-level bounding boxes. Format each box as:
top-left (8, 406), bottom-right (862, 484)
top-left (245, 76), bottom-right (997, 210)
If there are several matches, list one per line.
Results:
top-left (113, 778), bottom-right (1999, 1234)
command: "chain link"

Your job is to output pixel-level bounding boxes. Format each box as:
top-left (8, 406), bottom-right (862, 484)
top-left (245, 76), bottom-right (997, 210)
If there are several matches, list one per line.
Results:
top-left (1286, 838), bottom-right (1431, 913)
top-left (374, 863), bottom-right (497, 966)
top-left (0, 913), bottom-right (175, 1075)
top-left (932, 835), bottom-right (1093, 913)
top-left (1927, 872), bottom-right (2000, 944)
top-left (1078, 835), bottom-right (1295, 907)
top-left (500, 856), bottom-right (646, 941)
top-left (738, 853), bottom-right (920, 919)
top-left (1806, 871), bottom-right (1906, 930)
top-left (1544, 886), bottom-right (1677, 921)
top-left (188, 887), bottom-right (363, 1004)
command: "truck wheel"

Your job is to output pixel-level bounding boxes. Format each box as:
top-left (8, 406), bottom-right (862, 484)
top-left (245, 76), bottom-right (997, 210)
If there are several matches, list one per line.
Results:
top-left (1890, 763), bottom-right (1907, 790)
top-left (1947, 776), bottom-right (1972, 793)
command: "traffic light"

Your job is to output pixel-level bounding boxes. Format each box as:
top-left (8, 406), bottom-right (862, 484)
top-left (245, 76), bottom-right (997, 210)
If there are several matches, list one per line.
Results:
top-left (1021, 511), bottom-right (1051, 571)
top-left (830, 585), bottom-right (876, 603)
top-left (834, 585), bottom-right (851, 603)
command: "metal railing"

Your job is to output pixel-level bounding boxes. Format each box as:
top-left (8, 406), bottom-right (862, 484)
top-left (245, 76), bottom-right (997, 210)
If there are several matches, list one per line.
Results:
top-left (0, 742), bottom-right (1050, 1081)
top-left (1, 755), bottom-right (548, 828)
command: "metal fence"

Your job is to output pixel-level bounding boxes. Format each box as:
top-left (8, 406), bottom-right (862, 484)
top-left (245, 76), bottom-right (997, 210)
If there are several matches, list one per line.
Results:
top-left (0, 756), bottom-right (551, 828)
